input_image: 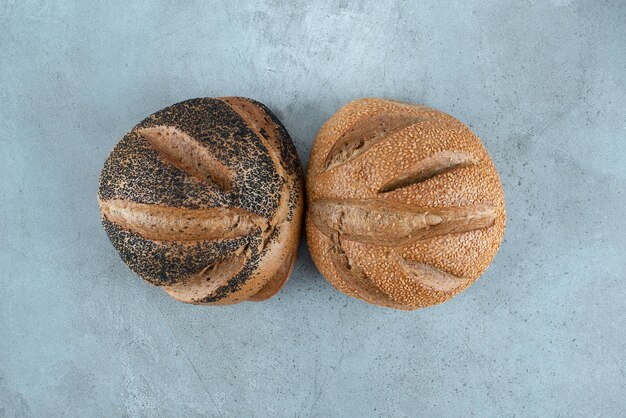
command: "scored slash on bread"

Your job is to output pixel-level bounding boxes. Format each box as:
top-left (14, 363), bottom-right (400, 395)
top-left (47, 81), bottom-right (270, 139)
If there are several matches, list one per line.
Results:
top-left (99, 199), bottom-right (267, 241)
top-left (377, 150), bottom-right (479, 193)
top-left (306, 98), bottom-right (506, 310)
top-left (395, 256), bottom-right (470, 293)
top-left (309, 198), bottom-right (497, 247)
top-left (322, 109), bottom-right (427, 172)
top-left (98, 97), bottom-right (304, 305)
top-left (327, 232), bottom-right (401, 309)
top-left (138, 126), bottom-right (234, 192)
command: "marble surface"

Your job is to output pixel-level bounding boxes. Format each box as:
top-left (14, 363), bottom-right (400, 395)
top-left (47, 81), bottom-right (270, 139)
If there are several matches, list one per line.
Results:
top-left (1, 0), bottom-right (625, 416)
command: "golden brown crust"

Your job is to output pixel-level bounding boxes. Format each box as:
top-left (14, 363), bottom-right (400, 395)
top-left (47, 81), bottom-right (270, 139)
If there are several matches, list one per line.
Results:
top-left (98, 97), bottom-right (303, 305)
top-left (306, 98), bottom-right (505, 310)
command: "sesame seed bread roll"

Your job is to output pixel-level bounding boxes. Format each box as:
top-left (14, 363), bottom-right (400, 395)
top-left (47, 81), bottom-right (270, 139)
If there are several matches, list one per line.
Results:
top-left (306, 98), bottom-right (505, 310)
top-left (98, 97), bottom-right (304, 305)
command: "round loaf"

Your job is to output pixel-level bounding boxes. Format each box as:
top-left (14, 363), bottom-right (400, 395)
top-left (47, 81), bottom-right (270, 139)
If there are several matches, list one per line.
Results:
top-left (306, 98), bottom-right (505, 310)
top-left (98, 97), bottom-right (303, 305)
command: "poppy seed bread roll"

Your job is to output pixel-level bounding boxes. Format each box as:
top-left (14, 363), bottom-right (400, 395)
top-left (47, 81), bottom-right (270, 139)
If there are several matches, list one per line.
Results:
top-left (306, 98), bottom-right (505, 310)
top-left (98, 97), bottom-right (303, 305)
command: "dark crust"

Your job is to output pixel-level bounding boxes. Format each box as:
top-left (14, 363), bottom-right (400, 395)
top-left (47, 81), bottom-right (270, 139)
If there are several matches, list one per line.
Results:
top-left (238, 98), bottom-right (302, 177)
top-left (99, 98), bottom-right (283, 217)
top-left (102, 219), bottom-right (254, 285)
top-left (199, 230), bottom-right (264, 303)
top-left (230, 97), bottom-right (303, 222)
top-left (98, 130), bottom-right (229, 209)
top-left (98, 98), bottom-right (303, 299)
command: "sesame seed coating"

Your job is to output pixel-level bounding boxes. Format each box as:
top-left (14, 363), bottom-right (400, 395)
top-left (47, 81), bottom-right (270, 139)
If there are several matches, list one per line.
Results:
top-left (306, 98), bottom-right (506, 310)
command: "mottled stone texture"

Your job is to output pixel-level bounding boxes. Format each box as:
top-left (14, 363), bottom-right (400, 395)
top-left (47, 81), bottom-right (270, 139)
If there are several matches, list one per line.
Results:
top-left (0, 0), bottom-right (625, 416)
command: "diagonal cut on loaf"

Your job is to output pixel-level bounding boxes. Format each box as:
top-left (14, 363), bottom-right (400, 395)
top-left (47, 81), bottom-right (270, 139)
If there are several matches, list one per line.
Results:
top-left (219, 97), bottom-right (292, 239)
top-left (163, 245), bottom-right (250, 303)
top-left (396, 256), bottom-right (469, 293)
top-left (322, 110), bottom-right (426, 172)
top-left (378, 151), bottom-right (479, 193)
top-left (138, 126), bottom-right (233, 192)
top-left (98, 198), bottom-right (267, 242)
top-left (310, 198), bottom-right (497, 246)
top-left (328, 233), bottom-right (405, 309)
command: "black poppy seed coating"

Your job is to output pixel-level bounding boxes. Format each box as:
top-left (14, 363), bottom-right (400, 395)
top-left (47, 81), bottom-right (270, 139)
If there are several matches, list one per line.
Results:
top-left (137, 98), bottom-right (283, 218)
top-left (100, 98), bottom-right (286, 218)
top-left (287, 184), bottom-right (299, 219)
top-left (235, 98), bottom-right (302, 177)
top-left (240, 98), bottom-right (303, 221)
top-left (198, 215), bottom-right (285, 303)
top-left (98, 131), bottom-right (228, 209)
top-left (102, 219), bottom-right (253, 285)
top-left (98, 97), bottom-right (303, 301)
top-left (199, 237), bottom-right (261, 303)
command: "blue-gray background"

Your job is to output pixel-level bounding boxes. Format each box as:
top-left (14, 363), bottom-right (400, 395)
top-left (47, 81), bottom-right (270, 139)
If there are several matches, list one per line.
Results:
top-left (1, 0), bottom-right (625, 416)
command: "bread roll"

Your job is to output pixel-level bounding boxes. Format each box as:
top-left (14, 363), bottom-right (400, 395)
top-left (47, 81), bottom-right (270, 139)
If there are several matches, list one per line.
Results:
top-left (98, 97), bottom-right (303, 305)
top-left (306, 98), bottom-right (505, 310)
